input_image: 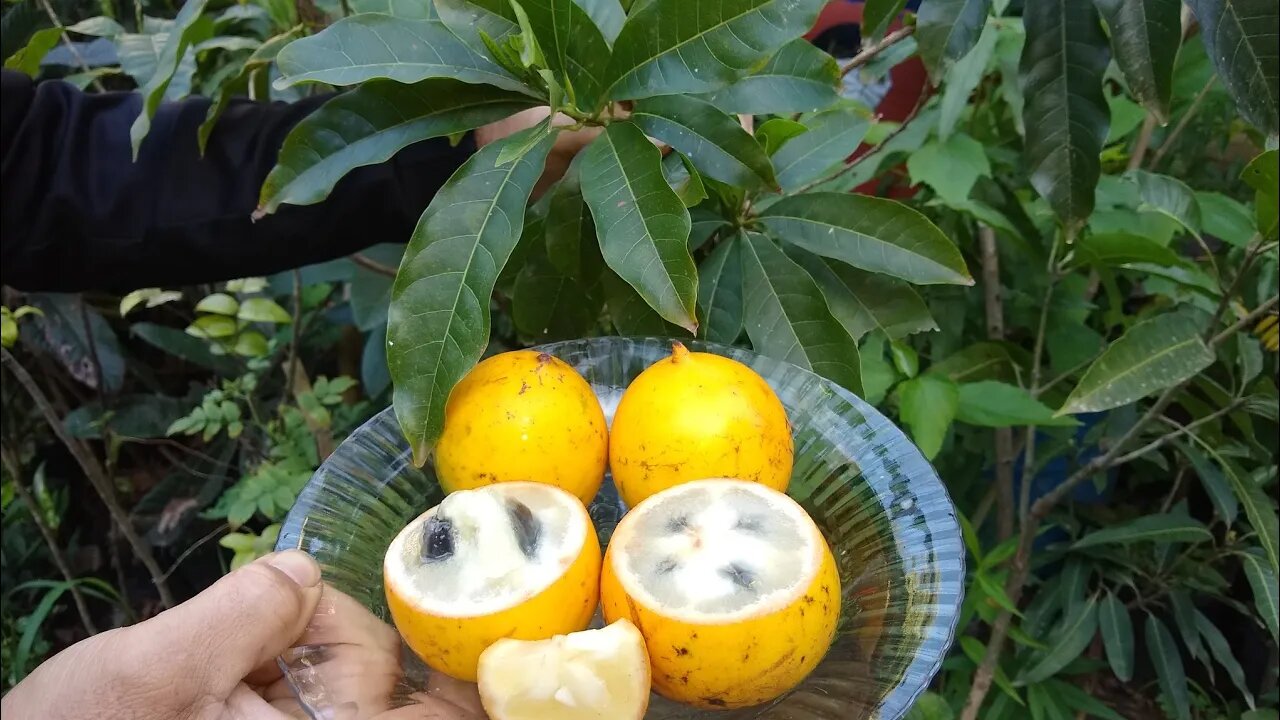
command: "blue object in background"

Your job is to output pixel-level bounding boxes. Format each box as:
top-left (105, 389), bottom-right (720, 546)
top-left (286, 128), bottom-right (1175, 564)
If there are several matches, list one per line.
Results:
top-left (1014, 411), bottom-right (1116, 552)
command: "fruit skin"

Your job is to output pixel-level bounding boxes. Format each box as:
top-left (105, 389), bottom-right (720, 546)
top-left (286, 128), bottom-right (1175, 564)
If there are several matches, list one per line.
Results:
top-left (385, 496), bottom-right (602, 682)
top-left (600, 519), bottom-right (840, 709)
top-left (435, 350), bottom-right (608, 505)
top-left (609, 343), bottom-right (793, 508)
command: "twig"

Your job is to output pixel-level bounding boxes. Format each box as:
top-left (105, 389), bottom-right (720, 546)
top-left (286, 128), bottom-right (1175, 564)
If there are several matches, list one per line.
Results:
top-left (1115, 398), bottom-right (1247, 468)
top-left (1, 348), bottom-right (175, 608)
top-left (1033, 354), bottom-right (1098, 399)
top-left (979, 225), bottom-right (1016, 540)
top-left (37, 0), bottom-right (106, 92)
top-left (1019, 236), bottom-right (1063, 521)
top-left (1207, 236), bottom-right (1265, 340)
top-left (795, 88), bottom-right (929, 194)
top-left (158, 523), bottom-right (230, 583)
top-left (0, 446), bottom-right (99, 636)
top-left (958, 296), bottom-right (1277, 720)
top-left (1148, 78), bottom-right (1217, 171)
top-left (351, 252), bottom-right (398, 278)
top-left (285, 269), bottom-right (303, 395)
top-left (1127, 114), bottom-right (1159, 172)
top-left (840, 25), bottom-right (916, 77)
top-left (1161, 465), bottom-right (1187, 513)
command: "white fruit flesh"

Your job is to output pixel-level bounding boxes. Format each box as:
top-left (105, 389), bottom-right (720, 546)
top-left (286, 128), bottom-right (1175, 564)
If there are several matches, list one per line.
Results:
top-left (386, 483), bottom-right (586, 617)
top-left (479, 620), bottom-right (649, 720)
top-left (612, 479), bottom-right (821, 623)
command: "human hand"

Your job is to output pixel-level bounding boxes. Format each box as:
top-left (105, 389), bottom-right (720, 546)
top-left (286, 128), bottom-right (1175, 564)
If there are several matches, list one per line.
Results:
top-left (0, 551), bottom-right (480, 720)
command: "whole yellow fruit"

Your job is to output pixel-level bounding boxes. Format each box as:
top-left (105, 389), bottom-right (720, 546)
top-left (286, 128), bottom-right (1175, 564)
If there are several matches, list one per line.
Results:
top-left (609, 342), bottom-right (793, 508)
top-left (435, 350), bottom-right (607, 505)
top-left (384, 483), bottom-right (602, 682)
top-left (600, 479), bottom-right (840, 708)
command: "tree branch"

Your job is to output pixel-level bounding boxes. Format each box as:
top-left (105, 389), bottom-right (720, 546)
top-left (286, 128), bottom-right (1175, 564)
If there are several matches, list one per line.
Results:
top-left (37, 0), bottom-right (106, 92)
top-left (958, 295), bottom-right (1276, 720)
top-left (1, 348), bottom-right (175, 609)
top-left (1148, 78), bottom-right (1216, 171)
top-left (1127, 114), bottom-right (1159, 172)
top-left (840, 25), bottom-right (916, 77)
top-left (1110, 398), bottom-right (1246, 468)
top-left (979, 225), bottom-right (1016, 540)
top-left (0, 445), bottom-right (99, 636)
top-left (350, 252), bottom-right (398, 278)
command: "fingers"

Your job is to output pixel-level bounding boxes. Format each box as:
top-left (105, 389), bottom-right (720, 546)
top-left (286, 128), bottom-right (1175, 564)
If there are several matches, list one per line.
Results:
top-left (124, 550), bottom-right (323, 698)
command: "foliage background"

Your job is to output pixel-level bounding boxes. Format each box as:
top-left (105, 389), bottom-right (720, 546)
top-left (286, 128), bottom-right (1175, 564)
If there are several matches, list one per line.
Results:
top-left (1, 0), bottom-right (1278, 718)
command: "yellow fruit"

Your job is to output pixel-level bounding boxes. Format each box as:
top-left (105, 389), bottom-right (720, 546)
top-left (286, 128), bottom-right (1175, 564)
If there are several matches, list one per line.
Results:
top-left (384, 482), bottom-right (601, 682)
top-left (609, 342), bottom-right (792, 508)
top-left (477, 619), bottom-right (651, 720)
top-left (435, 350), bottom-right (608, 504)
top-left (601, 479), bottom-right (840, 709)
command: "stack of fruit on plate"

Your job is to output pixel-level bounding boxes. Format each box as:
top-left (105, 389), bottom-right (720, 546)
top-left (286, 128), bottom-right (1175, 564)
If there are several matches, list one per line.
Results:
top-left (383, 343), bottom-right (841, 719)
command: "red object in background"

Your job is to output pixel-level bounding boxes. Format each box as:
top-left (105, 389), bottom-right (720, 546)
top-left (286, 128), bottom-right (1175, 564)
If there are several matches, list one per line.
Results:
top-left (804, 1), bottom-right (928, 198)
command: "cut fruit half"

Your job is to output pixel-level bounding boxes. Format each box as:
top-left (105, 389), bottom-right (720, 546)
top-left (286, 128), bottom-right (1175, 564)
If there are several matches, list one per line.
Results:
top-left (478, 619), bottom-right (651, 720)
top-left (601, 479), bottom-right (840, 709)
top-left (384, 482), bottom-right (601, 681)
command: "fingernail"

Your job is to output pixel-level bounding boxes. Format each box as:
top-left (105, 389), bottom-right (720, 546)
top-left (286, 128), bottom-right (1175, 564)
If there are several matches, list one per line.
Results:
top-left (267, 550), bottom-right (321, 587)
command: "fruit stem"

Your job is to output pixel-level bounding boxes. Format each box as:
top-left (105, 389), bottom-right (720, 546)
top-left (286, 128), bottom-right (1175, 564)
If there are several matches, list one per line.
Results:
top-left (670, 342), bottom-right (690, 362)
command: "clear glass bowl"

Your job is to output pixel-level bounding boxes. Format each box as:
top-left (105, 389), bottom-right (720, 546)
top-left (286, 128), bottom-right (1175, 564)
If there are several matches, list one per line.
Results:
top-left (275, 338), bottom-right (963, 720)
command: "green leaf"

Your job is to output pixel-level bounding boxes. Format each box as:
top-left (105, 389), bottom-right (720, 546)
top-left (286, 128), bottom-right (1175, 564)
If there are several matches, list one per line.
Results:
top-left (1059, 311), bottom-right (1215, 414)
top-left (863, 0), bottom-right (909, 39)
top-left (632, 95), bottom-right (777, 189)
top-left (1043, 680), bottom-right (1126, 720)
top-left (388, 126), bottom-right (554, 464)
top-left (689, 209), bottom-right (727, 251)
top-left (1021, 595), bottom-right (1098, 684)
top-left (739, 232), bottom-right (862, 393)
top-left (759, 192), bottom-right (973, 286)
top-left (789, 249), bottom-right (936, 341)
top-left (930, 342), bottom-right (1019, 383)
top-left (199, 27), bottom-right (299, 154)
top-left (1240, 549), bottom-right (1279, 641)
top-left (602, 0), bottom-right (826, 101)
top-left (1186, 0), bottom-right (1278, 135)
top-left (1224, 460), bottom-right (1279, 572)
top-left (1095, 0), bottom-right (1182, 122)
top-left (436, 0), bottom-right (518, 48)
top-left (956, 381), bottom-right (1080, 427)
top-left (755, 117), bottom-right (809, 155)
top-left (274, 16), bottom-right (530, 94)
top-left (897, 373), bottom-right (958, 459)
top-left (187, 315), bottom-right (237, 339)
top-left (1242, 150), bottom-right (1279, 239)
top-left (1178, 442), bottom-right (1238, 524)
top-left (1099, 592), bottom-right (1135, 682)
top-left (258, 79), bottom-right (538, 215)
top-left (4, 27), bottom-right (62, 76)
top-left (512, 251), bottom-right (602, 341)
top-left (603, 271), bottom-right (685, 335)
top-left (697, 38), bottom-right (840, 114)
top-left (938, 20), bottom-right (998, 140)
top-left (1125, 169), bottom-right (1203, 237)
top-left (906, 133), bottom-right (991, 206)
top-left (129, 0), bottom-right (211, 159)
top-left (1196, 191), bottom-right (1256, 247)
top-left (769, 110), bottom-right (869, 191)
top-left (195, 293), bottom-right (239, 315)
top-left (662, 153), bottom-right (708, 208)
top-left (1072, 514), bottom-right (1213, 548)
top-left (579, 122), bottom-right (697, 332)
top-left (1070, 232), bottom-right (1183, 267)
top-left (1020, 0), bottom-right (1111, 233)
top-left (546, 166), bottom-right (604, 282)
top-left (237, 298), bottom-right (293, 324)
top-left (1147, 616), bottom-right (1191, 720)
top-left (1168, 590), bottom-right (1207, 664)
top-left (1194, 610), bottom-right (1256, 708)
top-left (916, 0), bottom-right (992, 81)
top-left (517, 0), bottom-right (612, 110)
top-left (696, 235), bottom-right (744, 344)
top-left (130, 323), bottom-right (239, 374)
top-left (573, 0), bottom-right (625, 45)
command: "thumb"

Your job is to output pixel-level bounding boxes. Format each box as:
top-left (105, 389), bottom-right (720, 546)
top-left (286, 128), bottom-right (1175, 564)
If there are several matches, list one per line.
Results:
top-left (130, 550), bottom-right (323, 697)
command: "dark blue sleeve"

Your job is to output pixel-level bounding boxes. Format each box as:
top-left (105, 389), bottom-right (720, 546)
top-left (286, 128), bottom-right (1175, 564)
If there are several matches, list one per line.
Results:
top-left (0, 69), bottom-right (474, 292)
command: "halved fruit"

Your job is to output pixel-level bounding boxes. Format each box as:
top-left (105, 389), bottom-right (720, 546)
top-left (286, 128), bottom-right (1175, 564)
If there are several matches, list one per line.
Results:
top-left (384, 482), bottom-right (601, 682)
top-left (601, 479), bottom-right (840, 709)
top-left (477, 619), bottom-right (651, 720)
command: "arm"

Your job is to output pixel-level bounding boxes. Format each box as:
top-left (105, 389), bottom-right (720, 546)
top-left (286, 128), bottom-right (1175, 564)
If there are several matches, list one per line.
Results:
top-left (0, 70), bottom-right (475, 293)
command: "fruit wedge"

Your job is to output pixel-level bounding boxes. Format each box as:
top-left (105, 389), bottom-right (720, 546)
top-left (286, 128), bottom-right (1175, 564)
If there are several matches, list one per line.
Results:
top-left (384, 482), bottom-right (601, 681)
top-left (601, 478), bottom-right (840, 709)
top-left (478, 619), bottom-right (651, 720)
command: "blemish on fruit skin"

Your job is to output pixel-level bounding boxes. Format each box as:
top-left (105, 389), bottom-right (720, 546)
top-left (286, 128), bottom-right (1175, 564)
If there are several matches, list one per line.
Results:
top-left (674, 645), bottom-right (690, 656)
top-left (706, 698), bottom-right (727, 707)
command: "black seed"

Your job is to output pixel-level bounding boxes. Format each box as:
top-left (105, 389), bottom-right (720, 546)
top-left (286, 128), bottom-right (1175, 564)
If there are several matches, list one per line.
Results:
top-left (655, 557), bottom-right (678, 575)
top-left (666, 515), bottom-right (691, 533)
top-left (734, 515), bottom-right (765, 535)
top-left (720, 563), bottom-right (757, 590)
top-left (507, 499), bottom-right (541, 558)
top-left (421, 516), bottom-right (453, 561)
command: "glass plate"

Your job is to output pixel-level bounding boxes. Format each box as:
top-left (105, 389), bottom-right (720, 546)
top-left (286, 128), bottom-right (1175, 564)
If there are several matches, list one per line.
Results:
top-left (275, 338), bottom-right (963, 720)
